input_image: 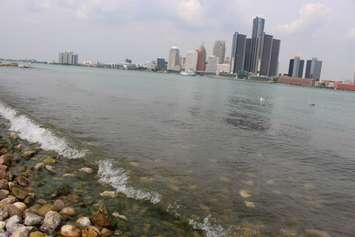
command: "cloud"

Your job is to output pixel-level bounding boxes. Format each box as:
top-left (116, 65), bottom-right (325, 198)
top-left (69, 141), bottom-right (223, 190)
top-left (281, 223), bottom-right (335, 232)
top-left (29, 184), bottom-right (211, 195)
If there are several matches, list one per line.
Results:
top-left (177, 0), bottom-right (205, 26)
top-left (276, 2), bottom-right (331, 35)
top-left (349, 28), bottom-right (355, 39)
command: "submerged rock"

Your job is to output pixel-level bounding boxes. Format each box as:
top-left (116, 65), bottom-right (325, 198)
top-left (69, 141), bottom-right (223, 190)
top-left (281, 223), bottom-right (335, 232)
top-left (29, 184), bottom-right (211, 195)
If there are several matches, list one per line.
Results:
top-left (60, 224), bottom-right (81, 237)
top-left (22, 150), bottom-right (37, 159)
top-left (244, 201), bottom-right (256, 208)
top-left (53, 199), bottom-right (65, 211)
top-left (79, 167), bottom-right (94, 174)
top-left (40, 211), bottom-right (61, 233)
top-left (11, 186), bottom-right (29, 200)
top-left (239, 190), bottom-right (252, 199)
top-left (29, 231), bottom-right (45, 237)
top-left (36, 204), bottom-right (54, 216)
top-left (60, 207), bottom-right (76, 216)
top-left (112, 211), bottom-right (128, 221)
top-left (81, 226), bottom-right (100, 237)
top-left (15, 176), bottom-right (30, 187)
top-left (100, 191), bottom-right (117, 198)
top-left (305, 229), bottom-right (332, 237)
top-left (76, 216), bottom-right (91, 228)
top-left (101, 228), bottom-right (113, 237)
top-left (91, 207), bottom-right (110, 227)
top-left (42, 157), bottom-right (56, 166)
top-left (44, 165), bottom-right (55, 173)
top-left (24, 212), bottom-right (43, 226)
top-left (34, 163), bottom-right (44, 171)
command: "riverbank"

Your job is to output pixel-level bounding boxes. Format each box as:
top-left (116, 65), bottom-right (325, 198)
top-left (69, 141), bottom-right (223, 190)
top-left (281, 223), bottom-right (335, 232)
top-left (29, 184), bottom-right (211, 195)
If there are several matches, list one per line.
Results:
top-left (0, 124), bottom-right (205, 236)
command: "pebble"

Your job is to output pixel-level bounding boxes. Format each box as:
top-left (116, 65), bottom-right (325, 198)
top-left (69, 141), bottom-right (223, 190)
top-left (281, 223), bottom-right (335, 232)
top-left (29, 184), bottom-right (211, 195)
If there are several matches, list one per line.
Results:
top-left (13, 202), bottom-right (27, 212)
top-left (29, 231), bottom-right (45, 237)
top-left (60, 207), bottom-right (76, 216)
top-left (40, 211), bottom-right (62, 233)
top-left (101, 228), bottom-right (114, 237)
top-left (24, 212), bottom-right (43, 226)
top-left (82, 226), bottom-right (100, 237)
top-left (53, 199), bottom-right (65, 211)
top-left (239, 190), bottom-right (252, 199)
top-left (34, 163), bottom-right (44, 171)
top-left (0, 221), bottom-right (5, 232)
top-left (60, 224), bottom-right (81, 237)
top-left (5, 215), bottom-right (22, 233)
top-left (244, 201), bottom-right (256, 208)
top-left (12, 226), bottom-right (32, 237)
top-left (112, 211), bottom-right (128, 221)
top-left (76, 216), bottom-right (91, 228)
top-left (0, 207), bottom-right (9, 221)
top-left (44, 165), bottom-right (55, 173)
top-left (79, 167), bottom-right (94, 174)
top-left (100, 191), bottom-right (117, 198)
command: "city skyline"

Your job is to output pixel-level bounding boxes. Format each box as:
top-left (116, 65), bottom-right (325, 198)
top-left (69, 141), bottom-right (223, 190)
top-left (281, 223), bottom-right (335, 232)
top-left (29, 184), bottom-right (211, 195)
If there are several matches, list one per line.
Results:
top-left (0, 0), bottom-right (354, 80)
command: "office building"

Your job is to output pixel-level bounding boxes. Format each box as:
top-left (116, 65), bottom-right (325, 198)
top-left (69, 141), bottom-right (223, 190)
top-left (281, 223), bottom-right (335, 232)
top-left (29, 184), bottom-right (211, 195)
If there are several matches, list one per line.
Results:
top-left (305, 58), bottom-right (322, 80)
top-left (244, 38), bottom-right (252, 72)
top-left (250, 17), bottom-right (265, 74)
top-left (157, 58), bottom-right (167, 71)
top-left (58, 51), bottom-right (79, 65)
top-left (185, 50), bottom-right (198, 72)
top-left (269, 39), bottom-right (280, 76)
top-left (206, 56), bottom-right (218, 74)
top-left (288, 57), bottom-right (305, 78)
top-left (168, 46), bottom-right (181, 72)
top-left (260, 34), bottom-right (273, 76)
top-left (230, 32), bottom-right (247, 74)
top-left (196, 45), bottom-right (206, 72)
top-left (213, 40), bottom-right (226, 64)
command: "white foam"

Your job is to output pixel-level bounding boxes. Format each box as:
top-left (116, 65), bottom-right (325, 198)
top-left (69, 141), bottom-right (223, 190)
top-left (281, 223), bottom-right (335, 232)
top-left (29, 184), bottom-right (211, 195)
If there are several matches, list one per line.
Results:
top-left (0, 101), bottom-right (85, 159)
top-left (97, 160), bottom-right (161, 204)
top-left (189, 216), bottom-right (226, 237)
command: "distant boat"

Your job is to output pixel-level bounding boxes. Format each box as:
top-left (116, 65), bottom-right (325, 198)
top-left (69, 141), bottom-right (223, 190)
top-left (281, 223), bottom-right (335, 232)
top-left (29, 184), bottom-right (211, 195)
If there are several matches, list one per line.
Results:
top-left (180, 70), bottom-right (196, 76)
top-left (18, 63), bottom-right (32, 69)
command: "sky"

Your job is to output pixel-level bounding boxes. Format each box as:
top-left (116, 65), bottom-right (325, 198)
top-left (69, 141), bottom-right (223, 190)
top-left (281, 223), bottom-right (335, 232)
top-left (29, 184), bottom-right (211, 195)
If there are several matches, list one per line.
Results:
top-left (0, 0), bottom-right (354, 80)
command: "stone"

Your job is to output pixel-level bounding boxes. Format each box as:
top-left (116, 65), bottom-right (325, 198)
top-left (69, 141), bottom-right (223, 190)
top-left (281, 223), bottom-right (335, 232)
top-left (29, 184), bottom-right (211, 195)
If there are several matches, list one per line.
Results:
top-left (36, 204), bottom-right (55, 216)
top-left (0, 154), bottom-right (12, 166)
top-left (0, 221), bottom-right (5, 232)
top-left (0, 196), bottom-right (16, 207)
top-left (11, 186), bottom-right (28, 200)
top-left (60, 207), bottom-right (76, 216)
top-left (60, 224), bottom-right (81, 237)
top-left (29, 231), bottom-right (45, 237)
top-left (244, 201), bottom-right (256, 208)
top-left (100, 191), bottom-right (117, 198)
top-left (239, 190), bottom-right (252, 199)
top-left (44, 165), bottom-right (55, 173)
top-left (42, 157), bottom-right (56, 166)
top-left (23, 150), bottom-right (37, 159)
top-left (53, 199), bottom-right (65, 211)
top-left (112, 212), bottom-right (127, 221)
top-left (0, 165), bottom-right (7, 179)
top-left (24, 195), bottom-right (35, 206)
top-left (79, 167), bottom-right (94, 174)
top-left (101, 228), bottom-right (114, 237)
top-left (34, 163), bottom-right (44, 171)
top-left (305, 229), bottom-right (332, 237)
top-left (40, 211), bottom-right (61, 233)
top-left (15, 176), bottom-right (30, 187)
top-left (13, 202), bottom-right (27, 212)
top-left (6, 204), bottom-right (22, 217)
top-left (12, 226), bottom-right (32, 237)
top-left (81, 226), bottom-right (100, 237)
top-left (24, 212), bottom-right (43, 226)
top-left (0, 207), bottom-right (9, 221)
top-left (9, 132), bottom-right (18, 140)
top-left (76, 216), bottom-right (91, 228)
top-left (0, 180), bottom-right (8, 190)
top-left (5, 215), bottom-right (22, 233)
top-left (91, 207), bottom-right (110, 227)
top-left (0, 190), bottom-right (8, 200)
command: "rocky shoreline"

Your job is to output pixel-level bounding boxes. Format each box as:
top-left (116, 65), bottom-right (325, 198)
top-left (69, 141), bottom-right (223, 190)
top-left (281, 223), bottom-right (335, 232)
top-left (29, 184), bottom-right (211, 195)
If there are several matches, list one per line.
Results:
top-left (0, 128), bottom-right (204, 237)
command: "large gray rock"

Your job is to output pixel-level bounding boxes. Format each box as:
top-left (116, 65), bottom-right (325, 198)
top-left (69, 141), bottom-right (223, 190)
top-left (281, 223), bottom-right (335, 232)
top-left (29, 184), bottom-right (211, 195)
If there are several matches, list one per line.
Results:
top-left (24, 212), bottom-right (43, 226)
top-left (40, 211), bottom-right (61, 233)
top-left (11, 226), bottom-right (32, 237)
top-left (0, 207), bottom-right (9, 221)
top-left (5, 215), bottom-right (22, 233)
top-left (76, 216), bottom-right (91, 228)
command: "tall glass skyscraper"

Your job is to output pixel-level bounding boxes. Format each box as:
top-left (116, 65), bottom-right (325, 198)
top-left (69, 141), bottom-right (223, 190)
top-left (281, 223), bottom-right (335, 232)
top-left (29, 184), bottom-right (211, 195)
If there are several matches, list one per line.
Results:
top-left (230, 32), bottom-right (246, 74)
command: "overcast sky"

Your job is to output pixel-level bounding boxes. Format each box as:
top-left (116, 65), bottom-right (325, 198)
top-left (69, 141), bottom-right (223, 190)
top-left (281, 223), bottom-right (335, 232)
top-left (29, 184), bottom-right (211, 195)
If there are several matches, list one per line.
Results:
top-left (0, 0), bottom-right (354, 80)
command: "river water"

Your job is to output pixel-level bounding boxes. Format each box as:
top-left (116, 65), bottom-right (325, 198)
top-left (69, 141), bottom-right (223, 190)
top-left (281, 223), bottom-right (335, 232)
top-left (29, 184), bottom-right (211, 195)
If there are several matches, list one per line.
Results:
top-left (0, 64), bottom-right (355, 236)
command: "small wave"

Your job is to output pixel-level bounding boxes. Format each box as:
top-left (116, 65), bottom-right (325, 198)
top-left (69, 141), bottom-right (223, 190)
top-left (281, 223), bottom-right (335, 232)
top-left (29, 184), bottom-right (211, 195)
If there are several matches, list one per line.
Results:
top-left (189, 216), bottom-right (226, 237)
top-left (0, 101), bottom-right (85, 159)
top-left (97, 160), bottom-right (160, 204)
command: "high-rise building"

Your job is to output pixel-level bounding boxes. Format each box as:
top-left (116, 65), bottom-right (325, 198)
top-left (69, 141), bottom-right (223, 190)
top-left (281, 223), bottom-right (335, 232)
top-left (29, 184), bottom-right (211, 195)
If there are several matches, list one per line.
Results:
top-left (167, 46), bottom-right (181, 72)
top-left (58, 51), bottom-right (79, 65)
top-left (269, 39), bottom-right (280, 77)
top-left (250, 17), bottom-right (265, 74)
top-left (206, 56), bottom-right (218, 74)
top-left (213, 40), bottom-right (226, 64)
top-left (288, 57), bottom-right (304, 78)
top-left (196, 45), bottom-right (206, 72)
top-left (185, 50), bottom-right (198, 72)
top-left (157, 58), bottom-right (167, 71)
top-left (244, 38), bottom-right (252, 72)
top-left (305, 58), bottom-right (322, 80)
top-left (230, 32), bottom-right (247, 75)
top-left (260, 34), bottom-right (273, 76)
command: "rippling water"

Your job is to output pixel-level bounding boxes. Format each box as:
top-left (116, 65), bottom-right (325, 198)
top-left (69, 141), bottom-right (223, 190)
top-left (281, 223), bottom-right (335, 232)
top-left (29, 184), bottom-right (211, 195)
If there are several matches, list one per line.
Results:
top-left (1, 64), bottom-right (355, 236)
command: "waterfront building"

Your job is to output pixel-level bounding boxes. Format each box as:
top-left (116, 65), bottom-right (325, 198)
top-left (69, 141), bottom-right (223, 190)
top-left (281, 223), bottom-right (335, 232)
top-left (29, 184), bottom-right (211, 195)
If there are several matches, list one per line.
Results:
top-left (185, 50), bottom-right (198, 72)
top-left (244, 38), bottom-right (252, 72)
top-left (260, 34), bottom-right (273, 76)
top-left (206, 56), bottom-right (218, 74)
top-left (216, 63), bottom-right (230, 75)
top-left (157, 58), bottom-right (167, 71)
top-left (167, 46), bottom-right (181, 72)
top-left (58, 51), bottom-right (79, 65)
top-left (230, 32), bottom-right (247, 75)
top-left (288, 56), bottom-right (305, 78)
top-left (213, 40), bottom-right (226, 64)
top-left (250, 17), bottom-right (265, 74)
top-left (305, 58), bottom-right (322, 80)
top-left (269, 39), bottom-right (280, 77)
top-left (196, 45), bottom-right (206, 72)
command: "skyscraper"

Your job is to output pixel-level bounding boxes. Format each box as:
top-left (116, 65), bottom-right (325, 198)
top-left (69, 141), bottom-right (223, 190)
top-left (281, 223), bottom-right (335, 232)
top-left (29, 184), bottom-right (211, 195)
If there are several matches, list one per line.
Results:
top-left (213, 40), bottom-right (226, 64)
top-left (185, 50), bottom-right (198, 72)
top-left (157, 58), bottom-right (167, 71)
top-left (250, 17), bottom-right (265, 74)
top-left (168, 46), bottom-right (181, 72)
top-left (260, 34), bottom-right (273, 76)
top-left (288, 57), bottom-right (304, 78)
top-left (269, 39), bottom-right (280, 77)
top-left (230, 32), bottom-right (247, 74)
top-left (305, 58), bottom-right (322, 80)
top-left (196, 45), bottom-right (206, 72)
top-left (58, 51), bottom-right (79, 65)
top-left (244, 38), bottom-right (252, 72)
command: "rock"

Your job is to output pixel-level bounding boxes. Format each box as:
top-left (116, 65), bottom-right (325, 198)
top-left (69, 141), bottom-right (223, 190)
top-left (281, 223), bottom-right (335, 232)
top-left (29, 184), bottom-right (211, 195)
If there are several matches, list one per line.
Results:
top-left (42, 157), bottom-right (56, 165)
top-left (91, 207), bottom-right (110, 227)
top-left (0, 190), bottom-right (8, 200)
top-left (0, 180), bottom-right (8, 190)
top-left (0, 221), bottom-right (5, 232)
top-left (63, 173), bottom-right (75, 177)
top-left (76, 216), bottom-right (91, 228)
top-left (40, 211), bottom-right (61, 233)
top-left (44, 165), bottom-right (55, 173)
top-left (112, 212), bottom-right (127, 221)
top-left (81, 226), bottom-right (100, 237)
top-left (0, 154), bottom-right (12, 166)
top-left (5, 215), bottom-right (22, 233)
top-left (36, 204), bottom-right (55, 216)
top-left (53, 199), bottom-right (65, 211)
top-left (23, 150), bottom-right (37, 159)
top-left (0, 207), bottom-right (9, 221)
top-left (244, 201), bottom-right (256, 208)
top-left (11, 186), bottom-right (28, 200)
top-left (24, 195), bottom-right (35, 206)
top-left (60, 207), bottom-right (76, 216)
top-left (9, 132), bottom-right (18, 140)
top-left (79, 167), bottom-right (94, 174)
top-left (12, 226), bottom-right (32, 237)
top-left (60, 224), bottom-right (81, 237)
top-left (13, 202), bottom-right (27, 212)
top-left (0, 165), bottom-right (7, 179)
top-left (101, 228), bottom-right (113, 237)
top-left (24, 212), bottom-right (43, 226)
top-left (305, 229), bottom-right (332, 237)
top-left (239, 190), bottom-right (252, 199)
top-left (0, 196), bottom-right (16, 207)
top-left (15, 176), bottom-right (30, 187)
top-left (34, 163), bottom-right (44, 171)
top-left (29, 231), bottom-right (45, 237)
top-left (6, 204), bottom-right (22, 217)
top-left (100, 191), bottom-right (117, 198)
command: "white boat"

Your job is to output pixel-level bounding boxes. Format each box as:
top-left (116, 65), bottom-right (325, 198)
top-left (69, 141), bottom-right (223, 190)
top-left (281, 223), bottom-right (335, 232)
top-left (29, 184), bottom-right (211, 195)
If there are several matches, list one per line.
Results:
top-left (180, 70), bottom-right (196, 76)
top-left (18, 63), bottom-right (32, 68)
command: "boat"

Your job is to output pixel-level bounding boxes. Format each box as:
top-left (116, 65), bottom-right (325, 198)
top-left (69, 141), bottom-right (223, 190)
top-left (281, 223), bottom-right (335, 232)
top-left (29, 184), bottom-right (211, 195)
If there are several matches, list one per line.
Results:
top-left (180, 70), bottom-right (196, 76)
top-left (18, 63), bottom-right (32, 69)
